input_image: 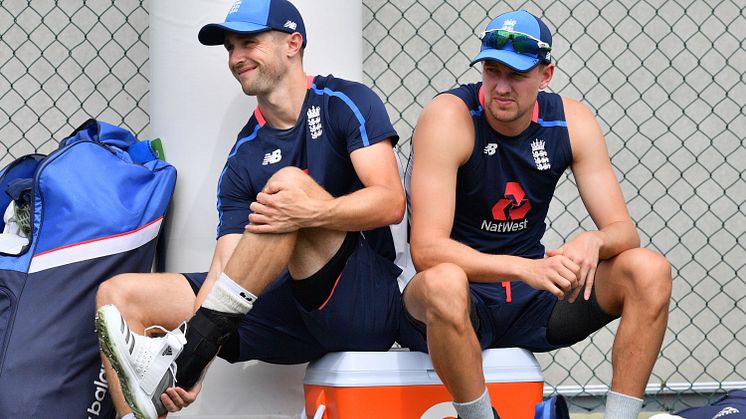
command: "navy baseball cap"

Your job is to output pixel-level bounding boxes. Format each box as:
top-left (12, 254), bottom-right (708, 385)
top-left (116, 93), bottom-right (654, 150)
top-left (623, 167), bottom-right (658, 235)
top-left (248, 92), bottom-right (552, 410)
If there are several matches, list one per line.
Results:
top-left (199, 0), bottom-right (307, 47)
top-left (471, 10), bottom-right (552, 72)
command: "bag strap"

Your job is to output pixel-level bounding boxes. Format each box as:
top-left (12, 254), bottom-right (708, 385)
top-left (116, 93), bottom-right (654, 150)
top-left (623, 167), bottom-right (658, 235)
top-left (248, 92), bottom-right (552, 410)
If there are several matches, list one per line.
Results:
top-left (62, 119), bottom-right (137, 149)
top-left (61, 119), bottom-right (164, 164)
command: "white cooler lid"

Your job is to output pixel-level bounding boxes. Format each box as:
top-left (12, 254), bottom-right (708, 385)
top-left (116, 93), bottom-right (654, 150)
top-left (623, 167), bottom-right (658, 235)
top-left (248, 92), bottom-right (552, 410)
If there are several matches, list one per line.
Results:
top-left (303, 348), bottom-right (543, 387)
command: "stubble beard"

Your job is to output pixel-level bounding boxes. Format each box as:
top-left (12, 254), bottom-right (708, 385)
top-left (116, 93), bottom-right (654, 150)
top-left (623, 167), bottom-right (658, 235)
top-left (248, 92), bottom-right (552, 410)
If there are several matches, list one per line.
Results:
top-left (486, 100), bottom-right (521, 125)
top-left (240, 61), bottom-right (287, 97)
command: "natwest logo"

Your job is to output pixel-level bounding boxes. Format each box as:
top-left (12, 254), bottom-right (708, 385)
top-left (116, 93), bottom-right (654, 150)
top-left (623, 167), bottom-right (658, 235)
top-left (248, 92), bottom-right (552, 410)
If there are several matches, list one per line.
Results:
top-left (481, 181), bottom-right (530, 233)
top-left (492, 182), bottom-right (531, 220)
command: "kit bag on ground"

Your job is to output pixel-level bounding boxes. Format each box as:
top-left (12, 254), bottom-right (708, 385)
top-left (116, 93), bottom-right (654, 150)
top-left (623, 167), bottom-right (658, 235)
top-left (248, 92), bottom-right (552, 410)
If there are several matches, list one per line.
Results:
top-left (673, 390), bottom-right (746, 419)
top-left (534, 394), bottom-right (570, 419)
top-left (0, 119), bottom-right (177, 418)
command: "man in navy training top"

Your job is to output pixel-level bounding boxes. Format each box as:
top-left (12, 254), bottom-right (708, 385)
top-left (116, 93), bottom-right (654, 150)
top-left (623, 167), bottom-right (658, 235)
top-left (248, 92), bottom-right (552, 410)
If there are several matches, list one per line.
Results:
top-left (95, 0), bottom-right (411, 417)
top-left (397, 10), bottom-right (672, 419)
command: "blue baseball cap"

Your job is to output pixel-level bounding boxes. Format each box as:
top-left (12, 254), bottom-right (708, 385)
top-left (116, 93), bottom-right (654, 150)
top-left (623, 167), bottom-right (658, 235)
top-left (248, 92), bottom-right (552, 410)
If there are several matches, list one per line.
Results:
top-left (199, 0), bottom-right (307, 47)
top-left (470, 10), bottom-right (552, 72)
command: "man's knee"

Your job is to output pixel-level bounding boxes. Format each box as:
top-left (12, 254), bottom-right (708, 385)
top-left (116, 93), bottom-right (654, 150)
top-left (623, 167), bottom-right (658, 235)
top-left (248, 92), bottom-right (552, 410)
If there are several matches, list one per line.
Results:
top-left (96, 273), bottom-right (141, 308)
top-left (264, 166), bottom-right (334, 201)
top-left (415, 263), bottom-right (471, 326)
top-left (266, 166), bottom-right (311, 189)
top-left (619, 248), bottom-right (672, 308)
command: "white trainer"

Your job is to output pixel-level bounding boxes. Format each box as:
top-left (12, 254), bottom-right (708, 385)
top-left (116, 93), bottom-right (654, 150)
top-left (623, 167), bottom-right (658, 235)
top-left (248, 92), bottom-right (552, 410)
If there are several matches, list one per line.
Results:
top-left (95, 304), bottom-right (186, 419)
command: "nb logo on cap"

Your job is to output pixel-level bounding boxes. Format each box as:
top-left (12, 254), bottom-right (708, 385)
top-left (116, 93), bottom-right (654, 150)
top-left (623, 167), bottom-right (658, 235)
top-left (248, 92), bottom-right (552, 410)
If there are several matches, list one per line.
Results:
top-left (284, 20), bottom-right (297, 30)
top-left (228, 0), bottom-right (242, 14)
top-left (501, 19), bottom-right (517, 31)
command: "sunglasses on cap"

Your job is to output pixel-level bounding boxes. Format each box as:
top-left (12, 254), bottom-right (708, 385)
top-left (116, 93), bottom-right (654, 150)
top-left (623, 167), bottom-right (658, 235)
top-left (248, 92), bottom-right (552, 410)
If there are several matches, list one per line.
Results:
top-left (479, 29), bottom-right (552, 59)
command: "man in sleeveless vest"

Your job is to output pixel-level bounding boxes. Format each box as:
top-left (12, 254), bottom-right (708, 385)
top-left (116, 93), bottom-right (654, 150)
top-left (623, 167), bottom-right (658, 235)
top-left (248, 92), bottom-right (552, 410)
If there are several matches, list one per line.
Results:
top-left (398, 10), bottom-right (672, 419)
top-left (94, 1), bottom-right (412, 417)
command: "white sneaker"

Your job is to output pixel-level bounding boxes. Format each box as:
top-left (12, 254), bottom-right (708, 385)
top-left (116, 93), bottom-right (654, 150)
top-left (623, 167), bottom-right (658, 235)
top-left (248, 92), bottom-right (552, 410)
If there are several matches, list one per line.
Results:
top-left (96, 304), bottom-right (186, 419)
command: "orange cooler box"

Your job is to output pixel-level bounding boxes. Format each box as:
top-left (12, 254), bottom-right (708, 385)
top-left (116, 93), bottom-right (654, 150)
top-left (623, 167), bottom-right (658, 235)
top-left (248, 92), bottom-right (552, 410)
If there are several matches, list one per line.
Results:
top-left (303, 348), bottom-right (544, 419)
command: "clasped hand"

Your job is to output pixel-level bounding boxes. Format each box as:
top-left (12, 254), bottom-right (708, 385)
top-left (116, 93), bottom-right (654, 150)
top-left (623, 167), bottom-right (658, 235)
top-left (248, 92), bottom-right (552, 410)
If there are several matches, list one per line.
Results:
top-left (246, 180), bottom-right (324, 234)
top-left (528, 232), bottom-right (602, 303)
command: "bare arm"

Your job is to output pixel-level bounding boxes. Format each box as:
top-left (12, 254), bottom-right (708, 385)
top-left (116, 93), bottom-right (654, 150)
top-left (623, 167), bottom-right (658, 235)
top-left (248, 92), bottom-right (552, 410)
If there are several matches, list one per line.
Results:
top-left (409, 94), bottom-right (579, 298)
top-left (549, 97), bottom-right (640, 301)
top-left (565, 97), bottom-right (639, 256)
top-left (246, 139), bottom-right (405, 233)
top-left (323, 138), bottom-right (406, 230)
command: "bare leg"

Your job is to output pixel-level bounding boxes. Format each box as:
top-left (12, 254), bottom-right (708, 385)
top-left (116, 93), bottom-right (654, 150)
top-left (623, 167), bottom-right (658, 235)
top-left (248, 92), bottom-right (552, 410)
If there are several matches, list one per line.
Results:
top-left (176, 167), bottom-right (346, 390)
top-left (96, 273), bottom-right (197, 416)
top-left (594, 248), bottom-right (672, 397)
top-left (219, 230), bottom-right (298, 298)
top-left (403, 263), bottom-right (485, 402)
top-left (196, 166), bottom-right (345, 308)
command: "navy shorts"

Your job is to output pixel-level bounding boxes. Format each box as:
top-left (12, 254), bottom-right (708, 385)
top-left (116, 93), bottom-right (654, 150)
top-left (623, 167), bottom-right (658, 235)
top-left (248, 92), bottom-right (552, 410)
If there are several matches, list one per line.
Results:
top-left (397, 280), bottom-right (592, 353)
top-left (184, 234), bottom-right (402, 365)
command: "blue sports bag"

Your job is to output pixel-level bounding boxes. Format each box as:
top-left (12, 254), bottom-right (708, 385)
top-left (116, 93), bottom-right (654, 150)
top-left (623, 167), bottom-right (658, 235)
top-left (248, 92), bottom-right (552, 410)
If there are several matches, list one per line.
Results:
top-left (0, 119), bottom-right (176, 418)
top-left (674, 390), bottom-right (746, 419)
top-left (535, 394), bottom-right (570, 419)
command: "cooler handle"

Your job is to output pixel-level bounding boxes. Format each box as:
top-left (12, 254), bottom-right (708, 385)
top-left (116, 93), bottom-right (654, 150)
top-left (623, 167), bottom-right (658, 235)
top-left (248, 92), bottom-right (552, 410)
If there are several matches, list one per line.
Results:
top-left (313, 404), bottom-right (326, 419)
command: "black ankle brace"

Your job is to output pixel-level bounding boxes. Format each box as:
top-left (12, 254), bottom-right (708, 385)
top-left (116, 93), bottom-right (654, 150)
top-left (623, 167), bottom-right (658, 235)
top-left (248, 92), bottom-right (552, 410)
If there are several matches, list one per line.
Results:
top-left (175, 307), bottom-right (243, 388)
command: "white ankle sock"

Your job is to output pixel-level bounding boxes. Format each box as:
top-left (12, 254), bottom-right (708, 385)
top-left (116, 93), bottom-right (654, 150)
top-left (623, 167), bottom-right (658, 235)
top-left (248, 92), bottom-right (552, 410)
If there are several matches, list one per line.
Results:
top-left (453, 388), bottom-right (493, 419)
top-left (201, 272), bottom-right (257, 314)
top-left (605, 390), bottom-right (643, 419)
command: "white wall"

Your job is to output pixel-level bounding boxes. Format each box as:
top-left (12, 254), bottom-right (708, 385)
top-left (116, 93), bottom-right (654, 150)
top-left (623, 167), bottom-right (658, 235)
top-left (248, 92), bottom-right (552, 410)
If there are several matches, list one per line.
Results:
top-left (149, 0), bottom-right (362, 416)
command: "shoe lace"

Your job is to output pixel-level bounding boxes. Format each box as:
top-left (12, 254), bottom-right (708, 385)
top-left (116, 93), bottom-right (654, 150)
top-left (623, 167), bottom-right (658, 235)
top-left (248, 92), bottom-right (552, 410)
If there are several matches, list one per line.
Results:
top-left (165, 359), bottom-right (178, 386)
top-left (142, 323), bottom-right (187, 385)
top-left (144, 324), bottom-right (170, 337)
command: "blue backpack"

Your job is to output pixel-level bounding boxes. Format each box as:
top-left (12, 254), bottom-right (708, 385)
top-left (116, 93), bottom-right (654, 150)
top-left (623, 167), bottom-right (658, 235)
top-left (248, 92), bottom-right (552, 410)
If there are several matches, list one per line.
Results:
top-left (0, 119), bottom-right (176, 418)
top-left (673, 390), bottom-right (746, 418)
top-left (534, 395), bottom-right (570, 419)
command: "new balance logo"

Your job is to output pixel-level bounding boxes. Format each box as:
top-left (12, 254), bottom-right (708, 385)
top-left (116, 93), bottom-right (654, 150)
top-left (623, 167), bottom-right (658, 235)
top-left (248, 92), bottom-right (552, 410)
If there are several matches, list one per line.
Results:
top-left (284, 20), bottom-right (297, 30)
top-left (228, 0), bottom-right (242, 14)
top-left (162, 346), bottom-right (173, 357)
top-left (87, 364), bottom-right (109, 417)
top-left (262, 149), bottom-right (282, 165)
top-left (483, 143), bottom-right (498, 155)
top-left (501, 19), bottom-right (517, 31)
top-left (713, 407), bottom-right (740, 418)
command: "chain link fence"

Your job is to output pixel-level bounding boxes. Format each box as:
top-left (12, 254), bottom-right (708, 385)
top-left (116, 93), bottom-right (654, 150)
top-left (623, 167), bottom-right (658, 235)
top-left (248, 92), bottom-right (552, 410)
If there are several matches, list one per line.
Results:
top-left (0, 0), bottom-right (149, 167)
top-left (2, 0), bottom-right (744, 414)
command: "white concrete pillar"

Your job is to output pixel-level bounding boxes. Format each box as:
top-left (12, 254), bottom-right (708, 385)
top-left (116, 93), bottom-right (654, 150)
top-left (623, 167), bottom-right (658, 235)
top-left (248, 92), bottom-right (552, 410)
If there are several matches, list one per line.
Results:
top-left (148, 0), bottom-right (362, 416)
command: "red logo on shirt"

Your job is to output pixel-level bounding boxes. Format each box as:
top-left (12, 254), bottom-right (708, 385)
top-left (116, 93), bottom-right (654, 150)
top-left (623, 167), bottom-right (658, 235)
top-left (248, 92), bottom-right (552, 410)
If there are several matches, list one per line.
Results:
top-left (491, 182), bottom-right (531, 220)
